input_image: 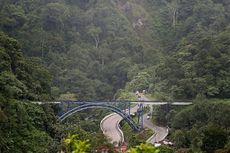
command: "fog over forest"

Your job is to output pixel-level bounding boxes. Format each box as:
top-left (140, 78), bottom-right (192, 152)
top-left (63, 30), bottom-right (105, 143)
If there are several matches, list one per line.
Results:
top-left (0, 0), bottom-right (230, 153)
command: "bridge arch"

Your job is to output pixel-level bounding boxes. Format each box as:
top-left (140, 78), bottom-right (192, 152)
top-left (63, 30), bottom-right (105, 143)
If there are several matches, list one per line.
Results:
top-left (59, 103), bottom-right (140, 131)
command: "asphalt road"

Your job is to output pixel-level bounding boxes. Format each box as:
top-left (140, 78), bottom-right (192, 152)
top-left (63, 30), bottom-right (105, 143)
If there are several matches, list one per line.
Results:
top-left (142, 95), bottom-right (168, 144)
top-left (100, 105), bottom-right (139, 145)
top-left (101, 113), bottom-right (123, 144)
top-left (144, 113), bottom-right (168, 144)
top-left (101, 94), bottom-right (169, 145)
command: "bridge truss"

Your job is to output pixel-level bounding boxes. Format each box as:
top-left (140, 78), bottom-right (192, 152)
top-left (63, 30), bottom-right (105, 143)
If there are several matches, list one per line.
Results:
top-left (34, 100), bottom-right (192, 131)
top-left (57, 101), bottom-right (143, 131)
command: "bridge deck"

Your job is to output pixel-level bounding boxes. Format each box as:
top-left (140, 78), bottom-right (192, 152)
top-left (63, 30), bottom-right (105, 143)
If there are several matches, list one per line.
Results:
top-left (32, 101), bottom-right (192, 105)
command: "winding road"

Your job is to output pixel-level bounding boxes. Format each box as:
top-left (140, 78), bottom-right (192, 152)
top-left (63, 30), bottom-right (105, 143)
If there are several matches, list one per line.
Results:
top-left (100, 105), bottom-right (139, 145)
top-left (100, 113), bottom-right (124, 144)
top-left (142, 95), bottom-right (168, 144)
top-left (144, 113), bottom-right (168, 144)
top-left (100, 94), bottom-right (169, 145)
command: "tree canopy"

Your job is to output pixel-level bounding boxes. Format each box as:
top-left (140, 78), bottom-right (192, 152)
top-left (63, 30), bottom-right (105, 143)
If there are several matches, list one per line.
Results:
top-left (0, 0), bottom-right (230, 152)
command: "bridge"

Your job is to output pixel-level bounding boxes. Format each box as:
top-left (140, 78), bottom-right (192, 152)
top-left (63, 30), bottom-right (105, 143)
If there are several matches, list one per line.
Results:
top-left (58, 102), bottom-right (140, 131)
top-left (34, 100), bottom-right (192, 132)
top-left (33, 100), bottom-right (193, 105)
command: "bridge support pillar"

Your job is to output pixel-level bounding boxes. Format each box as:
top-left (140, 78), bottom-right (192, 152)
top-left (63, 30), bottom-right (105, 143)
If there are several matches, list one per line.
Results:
top-left (150, 104), bottom-right (153, 115)
top-left (137, 104), bottom-right (144, 129)
top-left (58, 102), bottom-right (64, 116)
top-left (128, 102), bottom-right (131, 116)
top-left (67, 102), bottom-right (70, 111)
top-left (140, 104), bottom-right (144, 129)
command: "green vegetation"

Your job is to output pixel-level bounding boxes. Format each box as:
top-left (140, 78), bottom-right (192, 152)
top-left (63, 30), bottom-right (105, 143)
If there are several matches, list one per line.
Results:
top-left (64, 134), bottom-right (90, 153)
top-left (0, 0), bottom-right (230, 152)
top-left (1, 0), bottom-right (230, 100)
top-left (0, 32), bottom-right (51, 100)
top-left (151, 99), bottom-right (230, 152)
top-left (127, 143), bottom-right (160, 153)
top-left (120, 116), bottom-right (154, 147)
top-left (169, 101), bottom-right (230, 152)
top-left (206, 98), bottom-right (230, 105)
top-left (127, 143), bottom-right (174, 153)
top-left (0, 32), bottom-right (55, 153)
top-left (0, 99), bottom-right (58, 153)
top-left (0, 32), bottom-right (110, 152)
top-left (144, 94), bottom-right (157, 101)
top-left (114, 89), bottom-right (137, 101)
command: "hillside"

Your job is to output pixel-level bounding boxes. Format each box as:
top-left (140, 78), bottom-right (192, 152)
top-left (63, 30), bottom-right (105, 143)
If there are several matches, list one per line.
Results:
top-left (1, 0), bottom-right (230, 100)
top-left (0, 0), bottom-right (155, 100)
top-left (0, 0), bottom-right (230, 152)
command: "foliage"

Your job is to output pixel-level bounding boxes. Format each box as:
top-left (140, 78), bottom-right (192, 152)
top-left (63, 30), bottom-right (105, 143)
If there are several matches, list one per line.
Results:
top-left (121, 118), bottom-right (154, 147)
top-left (0, 32), bottom-right (57, 153)
top-left (64, 134), bottom-right (90, 153)
top-left (0, 99), bottom-right (58, 153)
top-left (58, 92), bottom-right (78, 101)
top-left (201, 125), bottom-right (228, 153)
top-left (114, 89), bottom-right (136, 101)
top-left (0, 0), bottom-right (149, 100)
top-left (215, 147), bottom-right (230, 153)
top-left (127, 72), bottom-right (151, 92)
top-left (144, 0), bottom-right (230, 100)
top-left (170, 102), bottom-right (230, 152)
top-left (127, 143), bottom-right (160, 153)
top-left (0, 0), bottom-right (230, 152)
top-left (158, 146), bottom-right (175, 153)
top-left (0, 32), bottom-right (51, 100)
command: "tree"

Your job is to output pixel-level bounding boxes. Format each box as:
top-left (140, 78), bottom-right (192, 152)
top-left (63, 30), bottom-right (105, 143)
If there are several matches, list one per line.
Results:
top-left (171, 130), bottom-right (188, 148)
top-left (158, 146), bottom-right (175, 153)
top-left (201, 125), bottom-right (228, 153)
top-left (162, 0), bottom-right (179, 27)
top-left (87, 25), bottom-right (102, 48)
top-left (127, 72), bottom-right (150, 92)
top-left (0, 32), bottom-right (51, 100)
top-left (64, 134), bottom-right (90, 153)
top-left (127, 143), bottom-right (160, 153)
top-left (42, 3), bottom-right (69, 31)
top-left (0, 100), bottom-right (56, 153)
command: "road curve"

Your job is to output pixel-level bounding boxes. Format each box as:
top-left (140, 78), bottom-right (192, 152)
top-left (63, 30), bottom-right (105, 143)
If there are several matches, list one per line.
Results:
top-left (100, 105), bottom-right (139, 145)
top-left (100, 113), bottom-right (123, 145)
top-left (141, 95), bottom-right (168, 144)
top-left (100, 94), bottom-right (169, 145)
top-left (144, 114), bottom-right (168, 144)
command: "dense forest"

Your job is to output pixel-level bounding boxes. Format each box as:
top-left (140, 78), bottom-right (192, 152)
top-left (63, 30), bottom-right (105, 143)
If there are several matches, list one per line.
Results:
top-left (0, 0), bottom-right (230, 152)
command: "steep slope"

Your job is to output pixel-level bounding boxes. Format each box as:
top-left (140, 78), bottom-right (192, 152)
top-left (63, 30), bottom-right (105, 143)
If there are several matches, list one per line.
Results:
top-left (0, 0), bottom-right (159, 100)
